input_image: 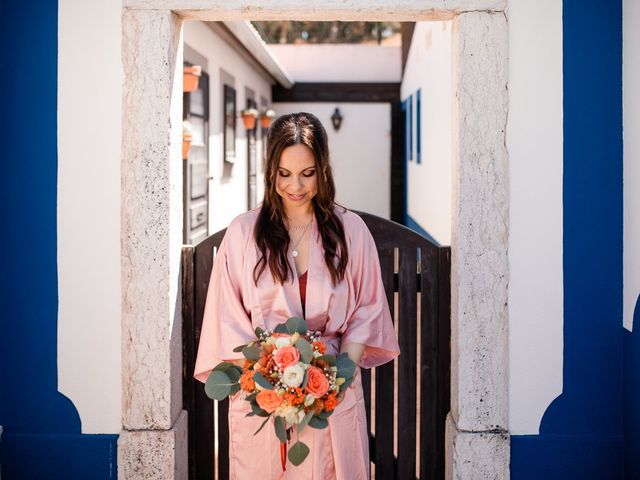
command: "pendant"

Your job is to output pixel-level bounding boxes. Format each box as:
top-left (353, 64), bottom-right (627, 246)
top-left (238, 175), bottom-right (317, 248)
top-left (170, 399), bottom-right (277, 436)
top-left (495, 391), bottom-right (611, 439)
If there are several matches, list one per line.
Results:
top-left (292, 250), bottom-right (299, 258)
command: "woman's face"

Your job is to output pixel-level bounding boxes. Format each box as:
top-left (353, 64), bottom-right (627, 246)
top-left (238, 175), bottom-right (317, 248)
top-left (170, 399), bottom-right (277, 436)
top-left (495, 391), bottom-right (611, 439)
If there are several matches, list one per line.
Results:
top-left (275, 144), bottom-right (318, 213)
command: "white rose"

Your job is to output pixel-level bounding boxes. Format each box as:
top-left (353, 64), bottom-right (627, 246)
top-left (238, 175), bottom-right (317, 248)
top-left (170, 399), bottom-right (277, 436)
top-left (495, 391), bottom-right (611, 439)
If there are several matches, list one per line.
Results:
top-left (282, 363), bottom-right (304, 388)
top-left (275, 337), bottom-right (291, 349)
top-left (275, 405), bottom-right (302, 425)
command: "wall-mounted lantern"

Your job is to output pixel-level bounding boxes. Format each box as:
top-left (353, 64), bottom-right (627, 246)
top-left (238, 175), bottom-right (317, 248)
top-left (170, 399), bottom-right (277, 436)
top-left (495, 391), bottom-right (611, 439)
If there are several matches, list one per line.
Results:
top-left (260, 109), bottom-right (276, 129)
top-left (240, 108), bottom-right (259, 130)
top-left (183, 65), bottom-right (202, 92)
top-left (331, 107), bottom-right (343, 131)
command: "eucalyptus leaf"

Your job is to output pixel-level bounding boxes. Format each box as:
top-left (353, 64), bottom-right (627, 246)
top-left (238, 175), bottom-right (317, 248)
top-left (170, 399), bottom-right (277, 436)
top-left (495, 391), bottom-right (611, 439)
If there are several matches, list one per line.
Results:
top-left (315, 355), bottom-right (336, 366)
top-left (253, 416), bottom-right (271, 436)
top-left (295, 338), bottom-right (313, 363)
top-left (300, 370), bottom-right (308, 389)
top-left (285, 317), bottom-right (308, 335)
top-left (288, 441), bottom-right (310, 466)
top-left (253, 371), bottom-right (274, 390)
top-left (213, 361), bottom-right (237, 372)
top-left (308, 415), bottom-right (329, 429)
top-left (251, 401), bottom-right (270, 417)
top-left (204, 370), bottom-right (232, 401)
top-left (242, 345), bottom-right (261, 361)
top-left (274, 323), bottom-right (289, 334)
top-left (317, 410), bottom-right (333, 420)
top-left (274, 416), bottom-right (288, 443)
top-left (232, 344), bottom-right (247, 353)
top-left (229, 383), bottom-right (240, 396)
top-left (337, 356), bottom-right (356, 379)
top-left (339, 377), bottom-right (354, 393)
top-left (245, 392), bottom-right (258, 402)
top-left (225, 366), bottom-right (242, 384)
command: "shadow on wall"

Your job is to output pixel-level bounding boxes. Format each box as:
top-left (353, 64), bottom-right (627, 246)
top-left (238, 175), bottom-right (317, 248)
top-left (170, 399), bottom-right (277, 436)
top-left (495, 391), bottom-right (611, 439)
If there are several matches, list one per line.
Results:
top-left (624, 295), bottom-right (640, 478)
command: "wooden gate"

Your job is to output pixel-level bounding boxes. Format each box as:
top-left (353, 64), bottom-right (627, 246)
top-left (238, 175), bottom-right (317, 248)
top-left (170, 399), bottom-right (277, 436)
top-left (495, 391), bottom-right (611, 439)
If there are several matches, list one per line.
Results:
top-left (182, 211), bottom-right (450, 479)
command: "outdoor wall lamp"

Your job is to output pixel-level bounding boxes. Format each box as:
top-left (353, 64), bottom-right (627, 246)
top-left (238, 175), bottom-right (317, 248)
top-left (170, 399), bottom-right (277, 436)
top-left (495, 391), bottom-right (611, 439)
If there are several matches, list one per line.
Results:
top-left (331, 107), bottom-right (343, 131)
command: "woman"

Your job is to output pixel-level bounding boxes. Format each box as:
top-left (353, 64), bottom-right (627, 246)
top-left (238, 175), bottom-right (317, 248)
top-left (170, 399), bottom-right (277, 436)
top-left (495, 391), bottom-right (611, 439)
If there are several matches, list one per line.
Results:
top-left (194, 112), bottom-right (399, 479)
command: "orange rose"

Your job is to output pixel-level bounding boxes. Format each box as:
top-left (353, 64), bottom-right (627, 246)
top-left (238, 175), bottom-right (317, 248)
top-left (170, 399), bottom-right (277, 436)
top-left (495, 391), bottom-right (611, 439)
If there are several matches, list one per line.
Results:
top-left (256, 390), bottom-right (282, 413)
top-left (306, 367), bottom-right (330, 398)
top-left (324, 393), bottom-right (337, 411)
top-left (239, 371), bottom-right (255, 392)
top-left (274, 345), bottom-right (300, 369)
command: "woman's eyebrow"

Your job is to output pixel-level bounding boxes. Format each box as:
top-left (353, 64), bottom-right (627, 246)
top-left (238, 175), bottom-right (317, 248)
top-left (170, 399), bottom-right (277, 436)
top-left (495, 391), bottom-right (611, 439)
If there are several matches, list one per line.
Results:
top-left (277, 165), bottom-right (316, 173)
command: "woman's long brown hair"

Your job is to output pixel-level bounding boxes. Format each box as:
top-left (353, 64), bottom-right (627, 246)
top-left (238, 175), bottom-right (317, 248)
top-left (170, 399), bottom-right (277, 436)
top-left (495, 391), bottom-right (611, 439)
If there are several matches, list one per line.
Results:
top-left (253, 112), bottom-right (348, 286)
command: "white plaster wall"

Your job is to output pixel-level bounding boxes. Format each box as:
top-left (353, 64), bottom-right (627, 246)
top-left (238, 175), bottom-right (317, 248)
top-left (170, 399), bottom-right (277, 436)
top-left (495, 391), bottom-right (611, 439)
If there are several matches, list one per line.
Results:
top-left (401, 20), bottom-right (453, 245)
top-left (506, 0), bottom-right (564, 434)
top-left (57, 0), bottom-right (122, 433)
top-left (272, 102), bottom-right (391, 219)
top-left (184, 21), bottom-right (273, 234)
top-left (624, 0), bottom-right (640, 332)
top-left (268, 44), bottom-right (401, 83)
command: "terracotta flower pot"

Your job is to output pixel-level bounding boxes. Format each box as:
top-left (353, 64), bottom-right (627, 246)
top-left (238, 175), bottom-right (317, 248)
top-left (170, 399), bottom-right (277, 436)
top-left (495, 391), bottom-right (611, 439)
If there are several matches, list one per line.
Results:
top-left (183, 65), bottom-right (202, 93)
top-left (260, 109), bottom-right (276, 129)
top-left (182, 132), bottom-right (193, 159)
top-left (241, 108), bottom-right (259, 130)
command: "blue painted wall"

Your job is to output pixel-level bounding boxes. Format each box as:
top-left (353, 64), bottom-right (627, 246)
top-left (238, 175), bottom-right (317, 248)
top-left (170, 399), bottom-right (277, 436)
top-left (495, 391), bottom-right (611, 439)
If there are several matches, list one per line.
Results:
top-left (511, 0), bottom-right (625, 477)
top-left (0, 1), bottom-right (117, 478)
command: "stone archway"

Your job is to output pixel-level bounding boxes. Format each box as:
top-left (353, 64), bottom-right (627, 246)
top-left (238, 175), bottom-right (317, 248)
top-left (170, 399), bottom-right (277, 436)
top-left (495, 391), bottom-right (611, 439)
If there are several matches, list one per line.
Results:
top-left (118, 2), bottom-right (509, 478)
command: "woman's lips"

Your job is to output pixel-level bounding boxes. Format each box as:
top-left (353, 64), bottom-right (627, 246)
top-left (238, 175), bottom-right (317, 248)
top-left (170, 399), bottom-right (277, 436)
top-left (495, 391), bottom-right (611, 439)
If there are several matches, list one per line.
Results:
top-left (287, 193), bottom-right (305, 201)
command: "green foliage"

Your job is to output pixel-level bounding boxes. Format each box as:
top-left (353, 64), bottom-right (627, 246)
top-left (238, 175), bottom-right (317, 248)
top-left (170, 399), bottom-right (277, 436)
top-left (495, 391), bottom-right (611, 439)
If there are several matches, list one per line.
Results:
top-left (315, 354), bottom-right (336, 366)
top-left (288, 441), bottom-right (310, 466)
top-left (286, 317), bottom-right (308, 334)
top-left (295, 337), bottom-right (313, 363)
top-left (274, 416), bottom-right (288, 443)
top-left (253, 371), bottom-right (274, 390)
top-left (205, 370), bottom-right (234, 401)
top-left (308, 415), bottom-right (329, 429)
top-left (242, 345), bottom-right (261, 361)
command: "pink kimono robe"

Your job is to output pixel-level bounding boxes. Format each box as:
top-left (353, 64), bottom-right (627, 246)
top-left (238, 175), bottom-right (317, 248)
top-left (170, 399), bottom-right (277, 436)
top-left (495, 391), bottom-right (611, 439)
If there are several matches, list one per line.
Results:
top-left (194, 206), bottom-right (400, 480)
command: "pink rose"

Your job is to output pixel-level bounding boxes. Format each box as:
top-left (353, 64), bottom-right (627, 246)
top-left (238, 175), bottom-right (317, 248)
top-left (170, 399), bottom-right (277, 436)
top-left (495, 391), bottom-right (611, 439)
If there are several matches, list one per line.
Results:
top-left (306, 367), bottom-right (330, 398)
top-left (274, 345), bottom-right (300, 369)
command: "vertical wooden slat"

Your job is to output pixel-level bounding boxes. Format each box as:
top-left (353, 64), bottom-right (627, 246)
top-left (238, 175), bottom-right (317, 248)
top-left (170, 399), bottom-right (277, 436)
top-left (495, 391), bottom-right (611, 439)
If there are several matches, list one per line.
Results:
top-left (376, 248), bottom-right (396, 479)
top-left (397, 248), bottom-right (418, 480)
top-left (194, 244), bottom-right (215, 480)
top-left (217, 399), bottom-right (230, 480)
top-left (420, 245), bottom-right (440, 479)
top-left (361, 365), bottom-right (372, 442)
top-left (181, 246), bottom-right (196, 480)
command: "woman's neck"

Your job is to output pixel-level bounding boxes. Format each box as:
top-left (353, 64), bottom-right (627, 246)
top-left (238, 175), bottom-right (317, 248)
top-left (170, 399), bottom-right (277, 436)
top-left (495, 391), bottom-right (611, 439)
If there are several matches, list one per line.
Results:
top-left (284, 205), bottom-right (314, 227)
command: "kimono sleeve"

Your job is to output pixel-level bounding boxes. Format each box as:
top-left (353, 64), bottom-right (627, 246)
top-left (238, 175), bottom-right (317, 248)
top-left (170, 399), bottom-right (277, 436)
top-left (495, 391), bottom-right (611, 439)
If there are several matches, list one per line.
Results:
top-left (341, 215), bottom-right (400, 369)
top-left (193, 219), bottom-right (256, 383)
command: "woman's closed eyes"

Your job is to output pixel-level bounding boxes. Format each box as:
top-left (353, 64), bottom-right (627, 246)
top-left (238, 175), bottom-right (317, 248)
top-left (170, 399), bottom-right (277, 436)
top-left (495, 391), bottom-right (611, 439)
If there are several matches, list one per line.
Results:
top-left (278, 169), bottom-right (316, 178)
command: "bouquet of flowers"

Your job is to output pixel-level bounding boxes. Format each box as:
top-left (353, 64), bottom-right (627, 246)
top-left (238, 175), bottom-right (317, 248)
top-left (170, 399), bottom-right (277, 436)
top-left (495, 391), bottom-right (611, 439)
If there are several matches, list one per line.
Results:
top-left (204, 317), bottom-right (356, 467)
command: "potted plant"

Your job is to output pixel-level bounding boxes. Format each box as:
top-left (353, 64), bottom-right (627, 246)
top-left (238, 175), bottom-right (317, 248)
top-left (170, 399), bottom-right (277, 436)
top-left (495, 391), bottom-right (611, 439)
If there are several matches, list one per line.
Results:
top-left (182, 120), bottom-right (193, 159)
top-left (260, 109), bottom-right (276, 129)
top-left (240, 108), bottom-right (259, 130)
top-left (183, 65), bottom-right (202, 93)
